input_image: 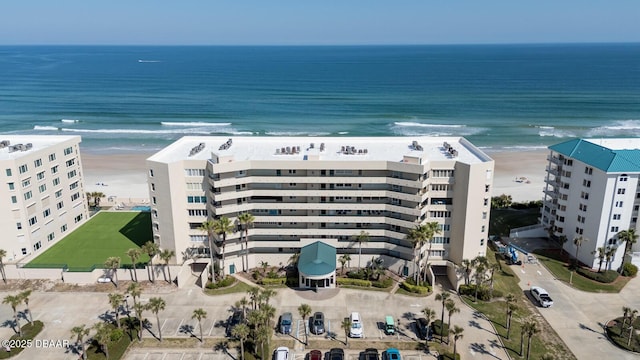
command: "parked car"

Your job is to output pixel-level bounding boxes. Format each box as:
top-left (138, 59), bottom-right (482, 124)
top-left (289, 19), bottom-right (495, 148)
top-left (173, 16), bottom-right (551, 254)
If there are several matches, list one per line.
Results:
top-left (329, 348), bottom-right (345, 360)
top-left (350, 312), bottom-right (363, 338)
top-left (275, 347), bottom-right (290, 360)
top-left (384, 315), bottom-right (395, 335)
top-left (310, 312), bottom-right (325, 335)
top-left (530, 286), bottom-right (554, 307)
top-left (226, 310), bottom-right (244, 337)
top-left (383, 348), bottom-right (401, 360)
top-left (280, 312), bottom-right (293, 334)
top-left (362, 348), bottom-right (379, 360)
top-left (415, 318), bottom-right (433, 340)
top-left (308, 350), bottom-right (323, 360)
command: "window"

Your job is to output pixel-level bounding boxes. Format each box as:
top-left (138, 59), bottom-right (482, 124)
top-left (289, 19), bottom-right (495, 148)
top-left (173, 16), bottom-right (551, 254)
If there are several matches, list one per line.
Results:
top-left (584, 166), bottom-right (593, 175)
top-left (564, 159), bottom-right (573, 166)
top-left (611, 226), bottom-right (619, 233)
top-left (581, 191), bottom-right (589, 200)
top-left (74, 214), bottom-right (83, 223)
top-left (618, 188), bottom-right (626, 195)
top-left (33, 241), bottom-right (41, 251)
top-left (16, 222), bottom-right (22, 230)
top-left (151, 183), bottom-right (155, 191)
top-left (61, 224), bottom-right (67, 233)
top-left (47, 233), bottom-right (55, 242)
top-left (64, 146), bottom-right (73, 155)
top-left (18, 164), bottom-right (28, 174)
top-left (37, 171), bottom-right (45, 180)
top-left (22, 178), bottom-right (31, 187)
top-left (8, 182), bottom-right (14, 190)
top-left (69, 181), bottom-right (78, 190)
top-left (51, 165), bottom-right (58, 174)
top-left (28, 216), bottom-right (37, 226)
top-left (188, 209), bottom-right (208, 216)
top-left (483, 198), bottom-right (489, 206)
top-left (38, 184), bottom-right (46, 193)
top-left (21, 248), bottom-right (27, 255)
top-left (34, 159), bottom-right (42, 167)
top-left (53, 177), bottom-right (60, 186)
top-left (66, 158), bottom-right (76, 167)
top-left (152, 196), bottom-right (157, 205)
top-left (55, 189), bottom-right (62, 198)
top-left (485, 184), bottom-right (490, 192)
top-left (576, 215), bottom-right (585, 223)
top-left (438, 224), bottom-right (451, 231)
top-left (582, 179), bottom-right (591, 187)
top-left (432, 169), bottom-right (454, 177)
top-left (56, 201), bottom-right (64, 210)
top-left (189, 235), bottom-right (208, 242)
top-left (480, 238), bottom-right (485, 246)
top-left (11, 196), bottom-right (17, 204)
top-left (482, 212), bottom-right (487, 220)
top-left (149, 169), bottom-right (154, 177)
top-left (481, 225), bottom-right (486, 232)
top-left (429, 211), bottom-right (451, 218)
top-left (43, 208), bottom-right (51, 218)
top-left (67, 170), bottom-right (77, 179)
top-left (616, 201), bottom-right (624, 208)
top-left (575, 227), bottom-right (583, 235)
top-left (613, 214), bottom-right (621, 220)
top-left (184, 169), bottom-right (205, 177)
top-left (48, 153), bottom-right (56, 162)
top-left (24, 191), bottom-right (32, 201)
top-left (288, 169), bottom-right (297, 174)
top-left (71, 192), bottom-right (80, 201)
top-left (187, 196), bottom-right (207, 203)
top-left (579, 203), bottom-right (587, 211)
top-left (6, 169), bottom-right (12, 176)
top-left (432, 237), bottom-right (450, 244)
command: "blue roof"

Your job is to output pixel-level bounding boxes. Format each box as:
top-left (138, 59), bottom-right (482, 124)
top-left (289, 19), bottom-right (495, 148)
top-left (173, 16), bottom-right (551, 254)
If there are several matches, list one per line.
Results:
top-left (549, 139), bottom-right (640, 173)
top-left (298, 241), bottom-right (336, 276)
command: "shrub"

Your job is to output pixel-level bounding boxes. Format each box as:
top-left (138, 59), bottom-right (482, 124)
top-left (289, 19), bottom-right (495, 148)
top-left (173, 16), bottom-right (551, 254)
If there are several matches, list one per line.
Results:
top-left (285, 277), bottom-right (298, 287)
top-left (206, 275), bottom-right (236, 289)
top-left (337, 278), bottom-right (372, 287)
top-left (400, 281), bottom-right (430, 294)
top-left (576, 268), bottom-right (618, 283)
top-left (372, 278), bottom-right (393, 288)
top-left (458, 284), bottom-right (501, 300)
top-left (622, 263), bottom-right (638, 277)
top-left (405, 277), bottom-right (429, 287)
top-left (258, 277), bottom-right (286, 286)
top-left (346, 270), bottom-right (367, 280)
top-left (266, 269), bottom-right (279, 279)
top-left (432, 319), bottom-right (449, 337)
top-left (251, 270), bottom-right (260, 280)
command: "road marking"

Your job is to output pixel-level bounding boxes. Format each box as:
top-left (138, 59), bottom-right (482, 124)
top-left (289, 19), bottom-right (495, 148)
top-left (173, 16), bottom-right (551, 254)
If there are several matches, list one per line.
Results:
top-left (208, 318), bottom-right (216, 336)
top-left (520, 269), bottom-right (526, 274)
top-left (160, 318), bottom-right (168, 332)
top-left (188, 289), bottom-right (193, 296)
top-left (410, 304), bottom-right (421, 307)
top-left (537, 271), bottom-right (542, 276)
top-left (175, 318), bottom-right (184, 336)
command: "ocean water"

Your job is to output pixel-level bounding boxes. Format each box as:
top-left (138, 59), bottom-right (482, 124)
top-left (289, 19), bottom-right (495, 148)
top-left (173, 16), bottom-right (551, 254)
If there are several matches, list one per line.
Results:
top-left (0, 44), bottom-right (639, 154)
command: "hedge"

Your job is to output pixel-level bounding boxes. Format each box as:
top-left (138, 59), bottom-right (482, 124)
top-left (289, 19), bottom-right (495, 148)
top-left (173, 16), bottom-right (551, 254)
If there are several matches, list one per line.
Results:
top-left (372, 278), bottom-right (393, 288)
top-left (576, 268), bottom-right (618, 283)
top-left (432, 319), bottom-right (449, 337)
top-left (337, 278), bottom-right (372, 287)
top-left (622, 263), bottom-right (638, 277)
top-left (206, 275), bottom-right (236, 289)
top-left (458, 284), bottom-right (503, 300)
top-left (258, 277), bottom-right (286, 286)
top-left (400, 281), bottom-right (430, 294)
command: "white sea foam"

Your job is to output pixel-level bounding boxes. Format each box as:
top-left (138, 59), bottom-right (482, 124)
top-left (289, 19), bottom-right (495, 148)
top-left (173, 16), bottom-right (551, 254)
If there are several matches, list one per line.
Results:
top-left (61, 119), bottom-right (80, 123)
top-left (394, 121), bottom-right (465, 128)
top-left (265, 131), bottom-right (331, 136)
top-left (160, 121), bottom-right (232, 127)
top-left (338, 131), bottom-right (349, 135)
top-left (587, 120), bottom-right (640, 137)
top-left (536, 125), bottom-right (576, 138)
top-left (33, 125), bottom-right (60, 131)
top-left (56, 128), bottom-right (212, 135)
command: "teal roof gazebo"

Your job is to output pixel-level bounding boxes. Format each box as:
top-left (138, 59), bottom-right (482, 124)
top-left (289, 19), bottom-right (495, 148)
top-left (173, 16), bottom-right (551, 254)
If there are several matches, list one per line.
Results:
top-left (298, 241), bottom-right (337, 288)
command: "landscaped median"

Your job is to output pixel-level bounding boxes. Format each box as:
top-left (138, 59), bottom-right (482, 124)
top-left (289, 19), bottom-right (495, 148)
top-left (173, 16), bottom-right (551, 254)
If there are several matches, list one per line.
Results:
top-left (0, 321), bottom-right (44, 359)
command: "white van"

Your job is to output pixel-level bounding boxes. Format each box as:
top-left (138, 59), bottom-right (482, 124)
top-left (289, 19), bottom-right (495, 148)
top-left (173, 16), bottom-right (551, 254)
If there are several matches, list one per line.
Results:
top-left (349, 312), bottom-right (363, 338)
top-left (275, 347), bottom-right (289, 360)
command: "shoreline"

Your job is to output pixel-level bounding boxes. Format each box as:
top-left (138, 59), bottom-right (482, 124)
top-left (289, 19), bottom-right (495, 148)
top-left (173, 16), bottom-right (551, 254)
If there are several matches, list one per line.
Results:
top-left (81, 149), bottom-right (550, 203)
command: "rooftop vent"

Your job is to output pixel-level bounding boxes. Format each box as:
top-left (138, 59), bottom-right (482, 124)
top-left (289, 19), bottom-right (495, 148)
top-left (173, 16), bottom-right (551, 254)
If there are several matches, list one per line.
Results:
top-left (189, 142), bottom-right (206, 157)
top-left (443, 142), bottom-right (458, 158)
top-left (339, 145), bottom-right (367, 155)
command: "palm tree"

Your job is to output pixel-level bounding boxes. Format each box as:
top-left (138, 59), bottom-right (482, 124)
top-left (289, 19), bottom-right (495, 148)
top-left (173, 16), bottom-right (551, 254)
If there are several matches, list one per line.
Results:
top-left (71, 324), bottom-right (90, 360)
top-left (255, 322), bottom-right (271, 360)
top-left (126, 282), bottom-right (141, 308)
top-left (353, 231), bottom-right (370, 270)
top-left (104, 257), bottom-right (121, 287)
top-left (605, 246), bottom-right (617, 271)
top-left (298, 303), bottom-right (312, 345)
top-left (505, 293), bottom-right (517, 339)
top-left (288, 252), bottom-right (300, 268)
top-left (520, 320), bottom-right (527, 356)
top-left (93, 322), bottom-right (112, 359)
top-left (237, 297), bottom-right (249, 318)
top-left (421, 221), bottom-right (441, 283)
top-left (142, 241), bottom-right (160, 283)
top-left (159, 249), bottom-right (175, 284)
top-left (247, 287), bottom-right (261, 310)
top-left (126, 248), bottom-right (142, 282)
top-left (421, 307), bottom-right (436, 333)
top-left (147, 297), bottom-right (166, 342)
top-left (473, 259), bottom-right (487, 302)
top-left (259, 288), bottom-right (277, 306)
top-left (341, 317), bottom-right (352, 346)
top-left (627, 309), bottom-right (639, 337)
top-left (435, 292), bottom-right (450, 342)
top-left (132, 302), bottom-right (146, 342)
top-left (445, 299), bottom-right (460, 329)
top-left (237, 212), bottom-right (255, 272)
top-left (86, 192), bottom-right (93, 207)
top-left (19, 289), bottom-right (33, 324)
top-left (3, 294), bottom-right (22, 336)
top-left (192, 308), bottom-right (207, 342)
top-left (406, 226), bottom-right (425, 283)
top-left (338, 254), bottom-right (351, 275)
top-left (621, 306), bottom-right (632, 331)
top-left (618, 228), bottom-right (639, 267)
top-left (573, 236), bottom-right (588, 267)
top-left (524, 320), bottom-right (539, 360)
top-left (213, 216), bottom-right (234, 277)
top-left (107, 293), bottom-right (124, 329)
top-left (0, 249), bottom-right (7, 284)
top-left (593, 246), bottom-right (606, 272)
top-left (199, 220), bottom-right (218, 281)
top-left (461, 259), bottom-right (472, 285)
top-left (451, 325), bottom-right (464, 360)
top-left (488, 262), bottom-right (500, 298)
top-left (93, 191), bottom-right (105, 206)
top-left (232, 323), bottom-right (250, 360)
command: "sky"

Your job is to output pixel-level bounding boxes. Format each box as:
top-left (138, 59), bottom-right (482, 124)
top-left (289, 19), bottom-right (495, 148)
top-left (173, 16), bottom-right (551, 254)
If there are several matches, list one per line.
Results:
top-left (0, 1), bottom-right (639, 45)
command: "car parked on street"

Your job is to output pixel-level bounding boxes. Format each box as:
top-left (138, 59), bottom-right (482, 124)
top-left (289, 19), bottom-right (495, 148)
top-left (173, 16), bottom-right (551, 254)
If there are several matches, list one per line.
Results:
top-left (310, 312), bottom-right (325, 335)
top-left (530, 286), bottom-right (554, 307)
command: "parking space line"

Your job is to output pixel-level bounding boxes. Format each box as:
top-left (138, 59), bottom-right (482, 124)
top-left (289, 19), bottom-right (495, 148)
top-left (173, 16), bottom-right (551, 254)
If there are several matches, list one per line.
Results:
top-left (174, 318), bottom-right (185, 336)
top-left (179, 353), bottom-right (185, 360)
top-left (207, 318), bottom-right (216, 336)
top-left (160, 318), bottom-right (168, 332)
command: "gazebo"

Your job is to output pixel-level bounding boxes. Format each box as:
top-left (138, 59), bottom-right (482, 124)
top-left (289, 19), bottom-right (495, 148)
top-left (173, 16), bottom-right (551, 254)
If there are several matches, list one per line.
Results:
top-left (298, 241), bottom-right (337, 289)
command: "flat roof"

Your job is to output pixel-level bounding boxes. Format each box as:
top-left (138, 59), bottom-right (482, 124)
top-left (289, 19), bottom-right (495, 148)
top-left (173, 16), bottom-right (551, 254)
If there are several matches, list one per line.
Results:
top-left (0, 135), bottom-right (80, 161)
top-left (549, 138), bottom-right (640, 173)
top-left (147, 136), bottom-right (492, 165)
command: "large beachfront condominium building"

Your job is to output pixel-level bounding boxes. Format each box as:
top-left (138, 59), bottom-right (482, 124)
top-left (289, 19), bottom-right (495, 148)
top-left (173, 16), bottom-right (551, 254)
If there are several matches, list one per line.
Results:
top-left (0, 135), bottom-right (88, 262)
top-left (146, 136), bottom-right (494, 277)
top-left (542, 138), bottom-right (640, 270)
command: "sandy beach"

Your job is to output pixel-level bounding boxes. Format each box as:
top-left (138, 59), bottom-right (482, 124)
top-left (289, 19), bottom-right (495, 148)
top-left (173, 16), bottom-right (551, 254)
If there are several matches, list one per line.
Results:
top-left (80, 149), bottom-right (550, 204)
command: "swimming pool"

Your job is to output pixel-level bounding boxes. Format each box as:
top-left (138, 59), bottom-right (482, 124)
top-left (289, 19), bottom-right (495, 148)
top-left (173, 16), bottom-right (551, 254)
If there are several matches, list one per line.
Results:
top-left (131, 206), bottom-right (151, 212)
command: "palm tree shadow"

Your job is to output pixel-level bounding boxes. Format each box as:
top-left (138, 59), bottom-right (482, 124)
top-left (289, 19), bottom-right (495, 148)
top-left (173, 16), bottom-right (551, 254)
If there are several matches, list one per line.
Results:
top-left (1, 319), bottom-right (16, 334)
top-left (470, 343), bottom-right (501, 359)
top-left (179, 324), bottom-right (195, 337)
top-left (98, 311), bottom-right (115, 324)
top-left (215, 341), bottom-right (237, 360)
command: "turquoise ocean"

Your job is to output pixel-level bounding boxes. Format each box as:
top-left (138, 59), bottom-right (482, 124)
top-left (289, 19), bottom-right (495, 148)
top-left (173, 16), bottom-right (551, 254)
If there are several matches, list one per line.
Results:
top-left (0, 44), bottom-right (639, 154)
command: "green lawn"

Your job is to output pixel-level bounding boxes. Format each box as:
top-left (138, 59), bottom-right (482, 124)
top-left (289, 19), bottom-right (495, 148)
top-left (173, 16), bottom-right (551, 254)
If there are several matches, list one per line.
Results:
top-left (26, 212), bottom-right (151, 271)
top-left (489, 208), bottom-right (540, 237)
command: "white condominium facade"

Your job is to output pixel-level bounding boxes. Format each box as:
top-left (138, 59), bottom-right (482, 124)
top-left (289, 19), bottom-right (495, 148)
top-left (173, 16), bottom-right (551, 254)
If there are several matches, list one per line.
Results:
top-left (0, 135), bottom-right (88, 262)
top-left (542, 138), bottom-right (640, 270)
top-left (147, 136), bottom-right (494, 276)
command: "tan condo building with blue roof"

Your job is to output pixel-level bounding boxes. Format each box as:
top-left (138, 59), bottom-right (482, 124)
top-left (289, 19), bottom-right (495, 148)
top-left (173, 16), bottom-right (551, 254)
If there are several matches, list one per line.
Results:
top-left (542, 138), bottom-right (640, 270)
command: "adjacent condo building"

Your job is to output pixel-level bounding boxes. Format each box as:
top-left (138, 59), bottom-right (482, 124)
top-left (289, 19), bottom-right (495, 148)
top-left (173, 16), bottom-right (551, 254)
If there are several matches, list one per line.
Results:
top-left (147, 136), bottom-right (494, 280)
top-left (542, 138), bottom-right (640, 270)
top-left (0, 135), bottom-right (88, 262)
